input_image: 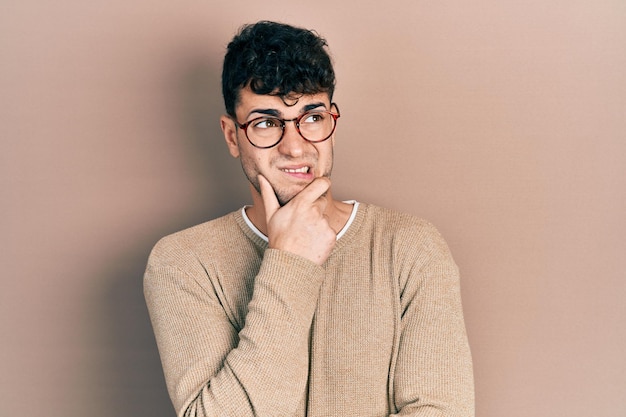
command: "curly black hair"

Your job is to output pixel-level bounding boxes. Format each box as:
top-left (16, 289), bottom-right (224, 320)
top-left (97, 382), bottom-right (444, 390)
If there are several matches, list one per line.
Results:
top-left (222, 21), bottom-right (336, 117)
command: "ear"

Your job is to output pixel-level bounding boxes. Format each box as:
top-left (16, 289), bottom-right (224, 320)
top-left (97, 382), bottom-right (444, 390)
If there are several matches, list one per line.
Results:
top-left (220, 115), bottom-right (240, 158)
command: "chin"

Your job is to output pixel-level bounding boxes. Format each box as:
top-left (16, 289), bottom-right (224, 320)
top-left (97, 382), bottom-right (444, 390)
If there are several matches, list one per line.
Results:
top-left (275, 190), bottom-right (300, 207)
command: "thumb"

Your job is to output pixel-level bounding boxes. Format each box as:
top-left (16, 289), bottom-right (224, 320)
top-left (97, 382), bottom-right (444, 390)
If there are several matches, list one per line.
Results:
top-left (258, 175), bottom-right (280, 223)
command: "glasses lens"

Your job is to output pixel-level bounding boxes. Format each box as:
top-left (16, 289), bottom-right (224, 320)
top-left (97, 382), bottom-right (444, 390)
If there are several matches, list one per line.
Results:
top-left (247, 117), bottom-right (283, 148)
top-left (299, 111), bottom-right (336, 142)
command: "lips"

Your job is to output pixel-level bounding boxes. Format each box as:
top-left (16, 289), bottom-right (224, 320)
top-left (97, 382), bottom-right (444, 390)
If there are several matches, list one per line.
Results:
top-left (278, 164), bottom-right (314, 181)
top-left (281, 166), bottom-right (310, 174)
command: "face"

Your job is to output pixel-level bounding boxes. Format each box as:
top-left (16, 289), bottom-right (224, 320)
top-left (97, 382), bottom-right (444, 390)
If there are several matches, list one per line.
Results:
top-left (221, 87), bottom-right (336, 206)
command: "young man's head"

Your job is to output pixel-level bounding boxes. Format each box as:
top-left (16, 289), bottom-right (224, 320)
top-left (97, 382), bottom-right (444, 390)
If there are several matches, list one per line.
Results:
top-left (220, 21), bottom-right (339, 208)
top-left (221, 21), bottom-right (336, 117)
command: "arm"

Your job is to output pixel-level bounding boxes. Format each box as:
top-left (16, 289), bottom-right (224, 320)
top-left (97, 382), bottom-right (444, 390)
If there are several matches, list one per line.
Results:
top-left (144, 246), bottom-right (324, 417)
top-left (145, 177), bottom-right (335, 416)
top-left (391, 223), bottom-right (475, 416)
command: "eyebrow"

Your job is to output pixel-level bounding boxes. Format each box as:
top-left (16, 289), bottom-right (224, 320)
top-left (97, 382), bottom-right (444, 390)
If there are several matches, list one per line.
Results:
top-left (247, 102), bottom-right (327, 120)
top-left (302, 102), bottom-right (327, 113)
top-left (247, 108), bottom-right (281, 118)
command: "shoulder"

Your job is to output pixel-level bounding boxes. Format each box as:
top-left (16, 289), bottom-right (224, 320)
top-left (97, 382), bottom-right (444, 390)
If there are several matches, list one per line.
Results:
top-left (360, 203), bottom-right (446, 245)
top-left (146, 211), bottom-right (241, 270)
top-left (356, 203), bottom-right (455, 266)
top-left (359, 204), bottom-right (460, 293)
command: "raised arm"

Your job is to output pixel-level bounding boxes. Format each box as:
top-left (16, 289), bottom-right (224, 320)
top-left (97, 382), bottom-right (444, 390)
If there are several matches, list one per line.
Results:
top-left (144, 177), bottom-right (337, 416)
top-left (145, 245), bottom-right (324, 416)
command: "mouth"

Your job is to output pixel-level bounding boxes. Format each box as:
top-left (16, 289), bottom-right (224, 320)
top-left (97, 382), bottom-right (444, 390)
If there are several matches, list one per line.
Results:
top-left (280, 166), bottom-right (310, 174)
top-left (278, 165), bottom-right (314, 180)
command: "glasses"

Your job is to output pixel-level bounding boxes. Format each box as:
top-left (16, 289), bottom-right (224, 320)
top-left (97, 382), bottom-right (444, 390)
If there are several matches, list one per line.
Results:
top-left (235, 104), bottom-right (340, 149)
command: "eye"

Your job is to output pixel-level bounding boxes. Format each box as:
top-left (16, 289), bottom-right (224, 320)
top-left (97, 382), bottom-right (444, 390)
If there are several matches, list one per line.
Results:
top-left (253, 118), bottom-right (281, 129)
top-left (301, 112), bottom-right (326, 124)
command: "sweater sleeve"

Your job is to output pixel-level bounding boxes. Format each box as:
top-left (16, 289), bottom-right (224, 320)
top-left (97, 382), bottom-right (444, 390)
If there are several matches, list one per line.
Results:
top-left (391, 223), bottom-right (475, 417)
top-left (144, 241), bottom-right (325, 417)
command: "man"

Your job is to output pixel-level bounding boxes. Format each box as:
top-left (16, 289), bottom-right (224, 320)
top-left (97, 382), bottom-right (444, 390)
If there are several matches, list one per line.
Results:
top-left (144, 21), bottom-right (474, 416)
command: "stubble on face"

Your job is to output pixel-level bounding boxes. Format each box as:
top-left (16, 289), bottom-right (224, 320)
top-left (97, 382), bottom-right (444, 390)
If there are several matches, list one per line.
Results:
top-left (230, 89), bottom-right (336, 207)
top-left (239, 145), bottom-right (333, 206)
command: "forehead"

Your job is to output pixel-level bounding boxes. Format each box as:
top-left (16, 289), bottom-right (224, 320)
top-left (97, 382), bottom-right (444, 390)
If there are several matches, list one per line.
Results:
top-left (236, 87), bottom-right (331, 118)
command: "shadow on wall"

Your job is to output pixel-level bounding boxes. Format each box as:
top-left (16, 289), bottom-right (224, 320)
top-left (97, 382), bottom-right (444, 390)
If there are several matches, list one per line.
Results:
top-left (94, 60), bottom-right (248, 415)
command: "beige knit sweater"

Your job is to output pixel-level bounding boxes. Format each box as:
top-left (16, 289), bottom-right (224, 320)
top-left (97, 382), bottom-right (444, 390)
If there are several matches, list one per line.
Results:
top-left (144, 203), bottom-right (474, 416)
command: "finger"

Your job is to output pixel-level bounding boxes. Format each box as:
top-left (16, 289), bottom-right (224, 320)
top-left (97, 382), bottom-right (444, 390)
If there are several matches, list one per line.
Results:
top-left (293, 177), bottom-right (331, 205)
top-left (258, 175), bottom-right (280, 222)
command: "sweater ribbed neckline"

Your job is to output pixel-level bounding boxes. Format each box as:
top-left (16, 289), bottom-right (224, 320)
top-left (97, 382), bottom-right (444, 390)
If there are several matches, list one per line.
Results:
top-left (233, 202), bottom-right (369, 255)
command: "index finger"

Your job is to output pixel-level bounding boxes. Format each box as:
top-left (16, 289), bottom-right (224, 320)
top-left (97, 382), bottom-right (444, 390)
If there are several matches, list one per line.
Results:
top-left (292, 177), bottom-right (331, 205)
top-left (258, 174), bottom-right (280, 222)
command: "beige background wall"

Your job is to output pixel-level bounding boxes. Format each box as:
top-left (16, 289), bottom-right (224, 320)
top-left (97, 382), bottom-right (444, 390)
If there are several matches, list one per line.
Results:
top-left (2, 1), bottom-right (625, 416)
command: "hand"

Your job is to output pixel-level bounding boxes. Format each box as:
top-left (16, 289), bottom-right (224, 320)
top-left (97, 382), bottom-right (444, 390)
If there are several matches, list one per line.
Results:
top-left (259, 175), bottom-right (336, 265)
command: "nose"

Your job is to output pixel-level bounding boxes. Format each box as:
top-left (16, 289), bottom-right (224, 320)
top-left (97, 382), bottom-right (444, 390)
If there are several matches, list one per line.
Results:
top-left (276, 120), bottom-right (306, 157)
